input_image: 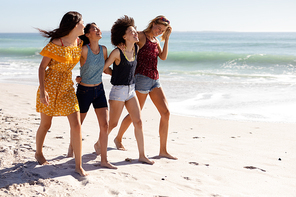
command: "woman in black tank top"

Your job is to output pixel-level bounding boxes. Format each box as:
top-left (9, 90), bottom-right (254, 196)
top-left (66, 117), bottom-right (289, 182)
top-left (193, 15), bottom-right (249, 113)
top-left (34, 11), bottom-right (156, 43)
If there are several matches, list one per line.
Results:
top-left (115, 16), bottom-right (177, 160)
top-left (103, 15), bottom-right (154, 165)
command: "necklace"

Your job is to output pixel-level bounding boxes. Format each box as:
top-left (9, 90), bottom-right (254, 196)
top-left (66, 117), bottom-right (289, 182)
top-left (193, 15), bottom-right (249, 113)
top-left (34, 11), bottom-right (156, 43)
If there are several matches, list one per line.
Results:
top-left (123, 46), bottom-right (135, 61)
top-left (88, 43), bottom-right (100, 54)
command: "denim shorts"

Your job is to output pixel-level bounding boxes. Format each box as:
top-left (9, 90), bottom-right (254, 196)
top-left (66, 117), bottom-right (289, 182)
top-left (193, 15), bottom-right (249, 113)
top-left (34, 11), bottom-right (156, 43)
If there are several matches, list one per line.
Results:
top-left (109, 84), bottom-right (136, 102)
top-left (76, 83), bottom-right (108, 113)
top-left (135, 74), bottom-right (161, 94)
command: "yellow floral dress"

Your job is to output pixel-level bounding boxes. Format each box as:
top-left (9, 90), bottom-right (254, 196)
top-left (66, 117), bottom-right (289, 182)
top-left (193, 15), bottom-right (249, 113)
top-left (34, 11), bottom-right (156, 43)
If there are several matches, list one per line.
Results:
top-left (36, 41), bottom-right (82, 116)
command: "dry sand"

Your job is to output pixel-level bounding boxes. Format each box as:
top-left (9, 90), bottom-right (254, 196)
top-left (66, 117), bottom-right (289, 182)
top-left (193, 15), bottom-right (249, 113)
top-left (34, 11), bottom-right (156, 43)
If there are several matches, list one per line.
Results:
top-left (0, 82), bottom-right (295, 197)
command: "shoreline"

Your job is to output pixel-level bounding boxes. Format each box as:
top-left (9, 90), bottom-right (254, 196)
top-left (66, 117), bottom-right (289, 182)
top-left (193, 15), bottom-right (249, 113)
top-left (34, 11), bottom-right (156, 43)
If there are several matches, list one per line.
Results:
top-left (0, 82), bottom-right (296, 196)
top-left (2, 31), bottom-right (296, 124)
top-left (0, 76), bottom-right (294, 124)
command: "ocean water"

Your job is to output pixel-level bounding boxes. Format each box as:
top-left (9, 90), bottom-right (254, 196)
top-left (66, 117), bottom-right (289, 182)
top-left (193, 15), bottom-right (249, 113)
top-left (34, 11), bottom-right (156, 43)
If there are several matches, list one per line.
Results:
top-left (1, 32), bottom-right (296, 123)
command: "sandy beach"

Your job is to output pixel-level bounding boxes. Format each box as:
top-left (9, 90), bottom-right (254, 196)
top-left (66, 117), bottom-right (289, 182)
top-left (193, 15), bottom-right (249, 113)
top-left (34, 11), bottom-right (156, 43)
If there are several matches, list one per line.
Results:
top-left (0, 81), bottom-right (295, 197)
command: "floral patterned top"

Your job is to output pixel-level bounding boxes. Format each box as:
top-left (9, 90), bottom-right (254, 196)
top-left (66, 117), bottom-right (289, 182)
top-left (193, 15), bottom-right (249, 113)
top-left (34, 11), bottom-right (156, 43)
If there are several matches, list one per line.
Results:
top-left (36, 41), bottom-right (82, 116)
top-left (135, 36), bottom-right (159, 80)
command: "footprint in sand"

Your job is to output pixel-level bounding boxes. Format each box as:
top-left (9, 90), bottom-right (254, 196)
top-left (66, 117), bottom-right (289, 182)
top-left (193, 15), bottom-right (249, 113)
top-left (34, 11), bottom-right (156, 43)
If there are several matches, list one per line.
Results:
top-left (189, 161), bottom-right (199, 165)
top-left (244, 166), bottom-right (266, 172)
top-left (189, 162), bottom-right (210, 167)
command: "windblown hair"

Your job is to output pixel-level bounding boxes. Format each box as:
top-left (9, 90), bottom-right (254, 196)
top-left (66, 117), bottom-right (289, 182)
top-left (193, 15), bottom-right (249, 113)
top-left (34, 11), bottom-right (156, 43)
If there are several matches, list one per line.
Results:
top-left (143, 15), bottom-right (170, 41)
top-left (38, 11), bottom-right (82, 42)
top-left (79, 23), bottom-right (96, 45)
top-left (111, 15), bottom-right (136, 46)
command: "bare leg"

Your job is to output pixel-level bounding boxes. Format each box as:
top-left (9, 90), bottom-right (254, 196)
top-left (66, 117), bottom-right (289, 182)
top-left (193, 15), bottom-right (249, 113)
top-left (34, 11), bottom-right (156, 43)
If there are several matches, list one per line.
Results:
top-left (108, 100), bottom-right (125, 135)
top-left (149, 87), bottom-right (177, 160)
top-left (115, 92), bottom-right (148, 150)
top-left (67, 112), bottom-right (88, 176)
top-left (93, 108), bottom-right (105, 156)
top-left (35, 113), bottom-right (52, 165)
top-left (94, 107), bottom-right (117, 169)
top-left (67, 112), bottom-right (87, 157)
top-left (114, 114), bottom-right (131, 150)
top-left (125, 97), bottom-right (154, 165)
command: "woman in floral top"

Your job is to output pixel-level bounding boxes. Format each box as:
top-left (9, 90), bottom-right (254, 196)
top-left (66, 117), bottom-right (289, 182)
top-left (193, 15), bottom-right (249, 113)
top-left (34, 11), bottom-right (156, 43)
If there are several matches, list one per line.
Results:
top-left (35, 11), bottom-right (87, 176)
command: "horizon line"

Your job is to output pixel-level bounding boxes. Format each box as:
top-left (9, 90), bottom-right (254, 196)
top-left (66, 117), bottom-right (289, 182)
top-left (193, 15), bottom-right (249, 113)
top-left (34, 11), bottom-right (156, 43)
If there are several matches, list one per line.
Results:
top-left (1, 31), bottom-right (296, 34)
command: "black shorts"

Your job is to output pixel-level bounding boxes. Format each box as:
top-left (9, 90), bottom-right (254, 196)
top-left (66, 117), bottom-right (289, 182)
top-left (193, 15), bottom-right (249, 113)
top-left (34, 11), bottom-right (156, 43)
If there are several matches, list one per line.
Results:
top-left (76, 83), bottom-right (108, 113)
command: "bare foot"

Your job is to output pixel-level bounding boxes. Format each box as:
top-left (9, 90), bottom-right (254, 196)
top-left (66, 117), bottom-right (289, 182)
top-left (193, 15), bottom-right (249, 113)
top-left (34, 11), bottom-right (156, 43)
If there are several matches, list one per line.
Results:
top-left (114, 137), bottom-right (126, 151)
top-left (75, 167), bottom-right (88, 177)
top-left (94, 142), bottom-right (101, 155)
top-left (101, 161), bottom-right (118, 169)
top-left (67, 144), bottom-right (74, 157)
top-left (139, 156), bottom-right (155, 165)
top-left (159, 152), bottom-right (178, 160)
top-left (35, 153), bottom-right (49, 165)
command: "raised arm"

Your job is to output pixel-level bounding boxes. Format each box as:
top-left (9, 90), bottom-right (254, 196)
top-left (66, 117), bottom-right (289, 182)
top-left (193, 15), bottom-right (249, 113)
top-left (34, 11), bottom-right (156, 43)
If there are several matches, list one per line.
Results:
top-left (103, 48), bottom-right (121, 72)
top-left (158, 26), bottom-right (172, 60)
top-left (102, 45), bottom-right (112, 75)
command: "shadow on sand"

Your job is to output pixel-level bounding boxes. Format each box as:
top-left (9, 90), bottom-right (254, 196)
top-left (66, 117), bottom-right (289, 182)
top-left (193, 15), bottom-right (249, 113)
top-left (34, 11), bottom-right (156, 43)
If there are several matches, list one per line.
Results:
top-left (0, 147), bottom-right (156, 189)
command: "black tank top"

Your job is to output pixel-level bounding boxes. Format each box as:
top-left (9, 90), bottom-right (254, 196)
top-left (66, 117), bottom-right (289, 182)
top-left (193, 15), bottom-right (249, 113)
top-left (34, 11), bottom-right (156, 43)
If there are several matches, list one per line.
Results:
top-left (111, 44), bottom-right (138, 85)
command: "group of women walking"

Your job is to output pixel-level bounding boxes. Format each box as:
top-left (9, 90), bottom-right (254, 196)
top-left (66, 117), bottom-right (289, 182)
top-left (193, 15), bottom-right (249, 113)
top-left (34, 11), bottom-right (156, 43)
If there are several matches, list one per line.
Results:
top-left (35, 11), bottom-right (176, 176)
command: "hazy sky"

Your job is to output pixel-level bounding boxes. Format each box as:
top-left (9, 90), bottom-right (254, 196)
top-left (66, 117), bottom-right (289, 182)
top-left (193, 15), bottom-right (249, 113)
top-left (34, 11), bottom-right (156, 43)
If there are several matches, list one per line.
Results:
top-left (1, 0), bottom-right (296, 33)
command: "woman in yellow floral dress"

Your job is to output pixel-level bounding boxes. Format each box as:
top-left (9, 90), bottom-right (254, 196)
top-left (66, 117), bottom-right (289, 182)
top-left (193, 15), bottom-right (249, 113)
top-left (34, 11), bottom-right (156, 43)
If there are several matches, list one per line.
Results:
top-left (36, 11), bottom-right (87, 176)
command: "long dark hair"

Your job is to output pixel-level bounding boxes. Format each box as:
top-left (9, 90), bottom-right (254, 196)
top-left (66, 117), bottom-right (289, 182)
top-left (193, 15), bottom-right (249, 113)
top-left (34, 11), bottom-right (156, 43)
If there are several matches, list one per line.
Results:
top-left (79, 23), bottom-right (96, 46)
top-left (111, 15), bottom-right (135, 46)
top-left (38, 11), bottom-right (82, 41)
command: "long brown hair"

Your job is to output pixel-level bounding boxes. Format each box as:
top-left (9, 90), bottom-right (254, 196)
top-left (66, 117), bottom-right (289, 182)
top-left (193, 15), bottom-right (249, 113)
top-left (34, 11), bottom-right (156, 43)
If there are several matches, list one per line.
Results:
top-left (38, 11), bottom-right (82, 42)
top-left (143, 15), bottom-right (170, 41)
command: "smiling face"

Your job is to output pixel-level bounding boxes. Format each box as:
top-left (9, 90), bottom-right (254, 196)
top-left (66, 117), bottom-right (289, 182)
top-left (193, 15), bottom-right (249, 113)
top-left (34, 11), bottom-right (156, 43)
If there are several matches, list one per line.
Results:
top-left (86, 24), bottom-right (102, 41)
top-left (123, 26), bottom-right (139, 43)
top-left (151, 23), bottom-right (167, 37)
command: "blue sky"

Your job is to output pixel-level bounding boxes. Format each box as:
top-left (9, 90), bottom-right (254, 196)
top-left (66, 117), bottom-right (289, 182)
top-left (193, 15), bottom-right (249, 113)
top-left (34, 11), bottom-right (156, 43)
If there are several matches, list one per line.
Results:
top-left (1, 0), bottom-right (296, 33)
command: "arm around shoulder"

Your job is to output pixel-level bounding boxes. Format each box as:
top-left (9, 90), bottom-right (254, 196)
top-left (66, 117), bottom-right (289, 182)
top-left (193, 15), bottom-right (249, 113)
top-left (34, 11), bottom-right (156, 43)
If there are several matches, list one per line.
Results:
top-left (103, 48), bottom-right (120, 71)
top-left (102, 45), bottom-right (108, 60)
top-left (137, 31), bottom-right (146, 49)
top-left (80, 45), bottom-right (88, 67)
